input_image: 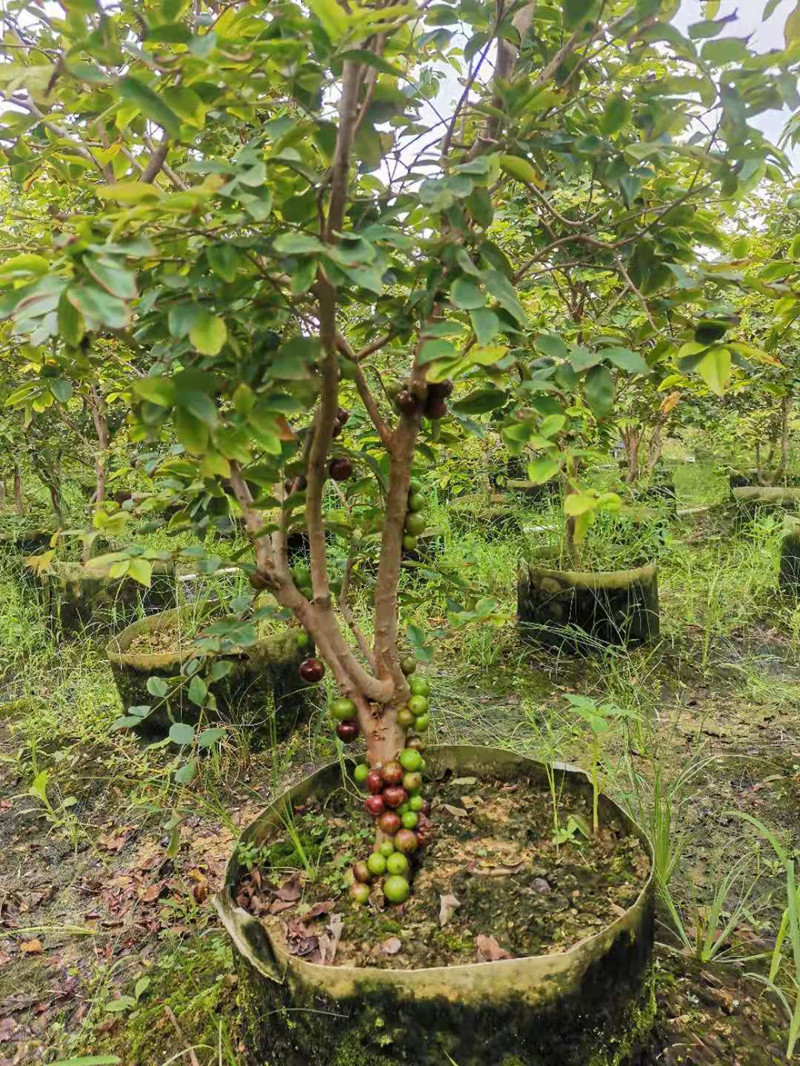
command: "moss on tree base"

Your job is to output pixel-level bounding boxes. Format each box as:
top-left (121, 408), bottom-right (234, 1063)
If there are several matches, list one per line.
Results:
top-left (518, 563), bottom-right (660, 649)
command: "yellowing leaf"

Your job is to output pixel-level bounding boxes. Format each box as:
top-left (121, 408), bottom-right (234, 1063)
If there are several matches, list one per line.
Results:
top-left (128, 558), bottom-right (153, 587)
top-left (564, 492), bottom-right (600, 517)
top-left (97, 182), bottom-right (163, 204)
top-left (189, 311), bottom-right (227, 355)
top-left (499, 154), bottom-right (544, 189)
top-left (786, 1), bottom-right (800, 46)
top-left (469, 345), bottom-right (507, 366)
top-left (25, 550), bottom-right (55, 574)
top-left (697, 348), bottom-right (731, 395)
top-left (0, 253), bottom-right (50, 280)
top-left (306, 0), bottom-right (349, 40)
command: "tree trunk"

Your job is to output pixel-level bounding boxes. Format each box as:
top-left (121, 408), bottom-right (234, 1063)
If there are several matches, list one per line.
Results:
top-left (0, 479), bottom-right (6, 507)
top-left (13, 466), bottom-right (24, 515)
top-left (777, 394), bottom-right (791, 479)
top-left (620, 427), bottom-right (641, 484)
top-left (647, 424), bottom-right (663, 472)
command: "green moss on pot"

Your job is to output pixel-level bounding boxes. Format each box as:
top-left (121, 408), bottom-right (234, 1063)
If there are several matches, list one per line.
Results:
top-left (450, 493), bottom-right (520, 536)
top-left (518, 562), bottom-right (659, 649)
top-left (107, 606), bottom-right (313, 744)
top-left (34, 560), bottom-right (176, 636)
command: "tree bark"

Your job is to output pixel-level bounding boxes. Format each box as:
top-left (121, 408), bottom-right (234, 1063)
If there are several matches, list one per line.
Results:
top-left (13, 466), bottom-right (23, 515)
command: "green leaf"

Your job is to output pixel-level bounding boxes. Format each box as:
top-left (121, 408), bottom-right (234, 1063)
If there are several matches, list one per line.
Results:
top-left (51, 1057), bottom-right (122, 1065)
top-left (583, 364), bottom-right (615, 418)
top-left (469, 344), bottom-right (507, 366)
top-left (337, 49), bottom-right (406, 78)
top-left (128, 558), bottom-right (152, 587)
top-left (601, 347), bottom-right (648, 374)
top-left (198, 726), bottom-right (226, 748)
top-left (499, 154), bottom-right (543, 187)
top-left (564, 492), bottom-right (600, 516)
top-left (600, 93), bottom-right (630, 135)
top-left (273, 232), bottom-right (326, 256)
top-left (697, 347), bottom-right (732, 395)
top-left (306, 0), bottom-right (349, 40)
top-left (527, 458), bottom-right (559, 484)
top-left (453, 387), bottom-right (507, 414)
top-left (483, 270), bottom-right (526, 325)
top-left (470, 308), bottom-right (499, 345)
top-left (0, 253), bottom-right (49, 280)
top-left (210, 659), bottom-right (234, 681)
top-left (563, 0), bottom-right (600, 30)
top-left (535, 334), bottom-right (569, 360)
top-left (119, 75), bottom-right (182, 138)
top-left (162, 86), bottom-right (207, 126)
top-left (50, 379), bottom-right (72, 403)
top-left (146, 676), bottom-right (169, 697)
top-left (787, 1), bottom-right (800, 45)
top-left (57, 293), bottom-right (85, 346)
top-left (174, 758), bottom-right (198, 784)
top-left (96, 181), bottom-right (163, 204)
top-left (419, 338), bottom-right (458, 366)
top-left (569, 346), bottom-right (602, 372)
top-left (67, 285), bottom-right (129, 330)
top-left (189, 311), bottom-right (227, 355)
top-left (105, 997), bottom-right (136, 1014)
top-left (450, 277), bottom-right (484, 309)
top-left (169, 722), bottom-right (195, 746)
top-left (85, 256), bottom-right (138, 300)
top-left (133, 376), bottom-right (176, 407)
top-left (188, 675), bottom-right (207, 706)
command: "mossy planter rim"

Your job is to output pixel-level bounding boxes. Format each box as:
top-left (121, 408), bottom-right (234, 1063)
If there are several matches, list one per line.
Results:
top-left (107, 604), bottom-right (292, 672)
top-left (525, 562), bottom-right (657, 592)
top-left (732, 486), bottom-right (800, 504)
top-left (215, 744), bottom-right (654, 1005)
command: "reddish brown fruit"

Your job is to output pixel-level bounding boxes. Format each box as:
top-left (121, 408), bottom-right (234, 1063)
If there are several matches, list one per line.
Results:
top-left (366, 770), bottom-right (383, 795)
top-left (365, 794), bottom-right (385, 817)
top-left (378, 811), bottom-right (402, 835)
top-left (424, 397), bottom-right (448, 420)
top-left (393, 828), bottom-right (419, 854)
top-left (416, 813), bottom-right (433, 847)
top-left (380, 760), bottom-right (404, 786)
top-left (329, 457), bottom-right (353, 481)
top-left (336, 407), bottom-right (350, 425)
top-left (406, 736), bottom-right (425, 751)
top-left (396, 390), bottom-right (417, 415)
top-left (299, 658), bottom-right (325, 683)
top-left (353, 861), bottom-right (371, 883)
top-left (383, 785), bottom-right (408, 809)
top-left (428, 379), bottom-right (453, 400)
top-left (336, 720), bottom-right (359, 743)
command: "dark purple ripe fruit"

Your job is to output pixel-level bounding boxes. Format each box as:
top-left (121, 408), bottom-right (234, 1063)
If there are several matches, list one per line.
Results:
top-left (381, 760), bottom-right (404, 786)
top-left (336, 720), bottom-right (359, 743)
top-left (378, 811), bottom-right (402, 835)
top-left (365, 794), bottom-right (386, 817)
top-left (337, 407), bottom-right (350, 425)
top-left (396, 390), bottom-right (418, 415)
top-left (299, 658), bottom-right (325, 683)
top-left (329, 457), bottom-right (353, 481)
top-left (383, 785), bottom-right (408, 809)
top-left (424, 396), bottom-right (448, 420)
top-left (428, 379), bottom-right (453, 400)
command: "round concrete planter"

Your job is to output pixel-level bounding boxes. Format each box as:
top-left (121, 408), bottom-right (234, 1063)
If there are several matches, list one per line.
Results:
top-left (215, 744), bottom-right (655, 1066)
top-left (518, 562), bottom-right (660, 649)
top-left (107, 606), bottom-right (313, 743)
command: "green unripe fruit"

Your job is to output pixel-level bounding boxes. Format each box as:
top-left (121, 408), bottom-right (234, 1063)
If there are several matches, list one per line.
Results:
top-left (350, 882), bottom-right (371, 905)
top-left (414, 713), bottom-right (431, 732)
top-left (405, 512), bottom-right (426, 536)
top-left (295, 631), bottom-right (310, 650)
top-left (407, 492), bottom-right (425, 513)
top-left (407, 695), bottom-right (429, 715)
top-left (383, 875), bottom-right (411, 904)
top-left (399, 748), bottom-right (423, 773)
top-left (400, 656), bottom-right (417, 676)
top-left (409, 479), bottom-right (423, 495)
top-left (409, 794), bottom-right (424, 812)
top-left (379, 840), bottom-right (395, 858)
top-left (409, 677), bottom-right (430, 697)
top-left (402, 534), bottom-right (419, 551)
top-left (418, 758), bottom-right (427, 770)
top-left (397, 802), bottom-right (410, 816)
top-left (386, 852), bottom-right (410, 877)
top-left (292, 565), bottom-right (311, 588)
top-left (401, 810), bottom-right (419, 829)
top-left (367, 852), bottom-right (387, 877)
top-left (397, 707), bottom-right (415, 727)
top-left (403, 771), bottom-right (422, 793)
top-left (354, 763), bottom-right (369, 785)
top-left (331, 697), bottom-right (356, 721)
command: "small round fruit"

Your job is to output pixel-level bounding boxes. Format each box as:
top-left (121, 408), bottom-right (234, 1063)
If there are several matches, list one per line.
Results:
top-left (365, 794), bottom-right (385, 817)
top-left (329, 457), bottom-right (353, 481)
top-left (378, 840), bottom-right (395, 858)
top-left (380, 760), bottom-right (404, 786)
top-left (353, 860), bottom-right (371, 884)
top-left (409, 478), bottom-right (423, 494)
top-left (429, 379), bottom-right (454, 400)
top-left (406, 736), bottom-right (425, 751)
top-left (383, 875), bottom-right (410, 905)
top-left (354, 763), bottom-right (369, 785)
top-left (414, 713), bottom-right (430, 732)
top-left (386, 852), bottom-right (410, 877)
top-left (396, 390), bottom-right (417, 414)
top-left (393, 828), bottom-right (419, 855)
top-left (424, 397), bottom-right (448, 420)
top-left (397, 802), bottom-right (410, 816)
top-left (383, 785), bottom-right (408, 809)
top-left (299, 658), bottom-right (325, 683)
top-left (405, 512), bottom-right (426, 536)
top-left (401, 810), bottom-right (419, 829)
top-left (409, 677), bottom-right (430, 697)
top-left (367, 852), bottom-right (387, 877)
top-left (378, 811), bottom-right (401, 835)
top-left (336, 407), bottom-right (350, 425)
top-left (402, 534), bottom-right (418, 551)
top-left (408, 694), bottom-right (428, 715)
top-left (420, 799), bottom-right (430, 815)
top-left (409, 794), bottom-right (424, 812)
top-left (331, 697), bottom-right (356, 721)
top-left (397, 707), bottom-right (415, 728)
top-left (400, 656), bottom-right (417, 676)
top-left (403, 771), bottom-right (422, 793)
top-left (336, 720), bottom-right (359, 743)
top-left (295, 630), bottom-right (310, 650)
top-left (399, 748), bottom-right (423, 773)
top-left (350, 882), bottom-right (371, 905)
top-left (366, 770), bottom-right (383, 795)
top-left (407, 492), bottom-right (425, 513)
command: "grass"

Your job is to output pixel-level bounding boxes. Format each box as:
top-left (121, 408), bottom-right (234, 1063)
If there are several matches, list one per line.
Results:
top-left (4, 454), bottom-right (800, 1061)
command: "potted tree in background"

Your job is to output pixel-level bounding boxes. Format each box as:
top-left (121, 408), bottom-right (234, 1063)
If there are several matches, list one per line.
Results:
top-left (1, 0), bottom-right (798, 1061)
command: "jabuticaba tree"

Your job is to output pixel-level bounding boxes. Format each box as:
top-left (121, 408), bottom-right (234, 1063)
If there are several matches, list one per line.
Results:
top-left (1, 0), bottom-right (798, 901)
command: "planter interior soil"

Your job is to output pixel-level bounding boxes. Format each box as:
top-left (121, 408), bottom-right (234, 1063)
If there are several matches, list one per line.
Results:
top-left (235, 768), bottom-right (650, 972)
